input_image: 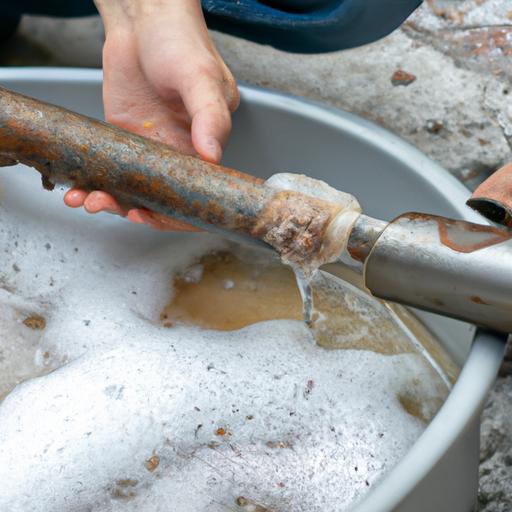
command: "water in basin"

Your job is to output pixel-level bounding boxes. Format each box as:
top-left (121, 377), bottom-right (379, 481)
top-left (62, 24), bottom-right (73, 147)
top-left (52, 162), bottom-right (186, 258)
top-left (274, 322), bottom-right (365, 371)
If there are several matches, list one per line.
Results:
top-left (0, 165), bottom-right (457, 512)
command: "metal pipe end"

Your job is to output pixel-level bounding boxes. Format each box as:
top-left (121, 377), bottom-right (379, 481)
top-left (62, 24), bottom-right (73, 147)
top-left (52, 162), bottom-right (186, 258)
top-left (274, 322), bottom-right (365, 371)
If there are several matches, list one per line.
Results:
top-left (468, 162), bottom-right (512, 228)
top-left (466, 198), bottom-right (512, 228)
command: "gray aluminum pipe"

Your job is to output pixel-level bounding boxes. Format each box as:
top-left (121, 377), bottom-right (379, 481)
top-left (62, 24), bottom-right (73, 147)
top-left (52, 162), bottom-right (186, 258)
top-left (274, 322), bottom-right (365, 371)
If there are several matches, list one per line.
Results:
top-left (345, 213), bottom-right (512, 333)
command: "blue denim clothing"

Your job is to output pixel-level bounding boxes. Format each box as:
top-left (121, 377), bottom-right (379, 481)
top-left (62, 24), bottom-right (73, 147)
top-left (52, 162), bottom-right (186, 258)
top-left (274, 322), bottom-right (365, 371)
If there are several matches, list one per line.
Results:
top-left (0, 0), bottom-right (422, 52)
top-left (203, 0), bottom-right (422, 52)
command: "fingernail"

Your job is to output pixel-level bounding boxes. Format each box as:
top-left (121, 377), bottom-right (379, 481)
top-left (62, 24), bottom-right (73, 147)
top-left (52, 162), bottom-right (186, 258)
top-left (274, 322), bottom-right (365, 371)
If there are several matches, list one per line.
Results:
top-left (127, 210), bottom-right (146, 224)
top-left (137, 210), bottom-right (153, 223)
top-left (67, 190), bottom-right (85, 203)
top-left (206, 138), bottom-right (222, 163)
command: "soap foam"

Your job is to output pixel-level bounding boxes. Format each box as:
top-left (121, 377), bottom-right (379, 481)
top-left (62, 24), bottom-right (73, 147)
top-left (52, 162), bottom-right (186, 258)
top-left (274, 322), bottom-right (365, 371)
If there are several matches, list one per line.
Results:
top-left (0, 166), bottom-right (450, 512)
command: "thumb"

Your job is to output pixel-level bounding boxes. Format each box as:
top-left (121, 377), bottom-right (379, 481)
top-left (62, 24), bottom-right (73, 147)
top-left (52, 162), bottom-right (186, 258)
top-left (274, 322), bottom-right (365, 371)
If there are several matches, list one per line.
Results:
top-left (180, 71), bottom-right (238, 163)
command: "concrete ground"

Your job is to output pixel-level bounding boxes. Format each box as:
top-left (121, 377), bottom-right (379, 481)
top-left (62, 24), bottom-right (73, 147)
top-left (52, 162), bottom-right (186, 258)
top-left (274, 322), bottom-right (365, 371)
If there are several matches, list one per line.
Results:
top-left (0, 0), bottom-right (511, 510)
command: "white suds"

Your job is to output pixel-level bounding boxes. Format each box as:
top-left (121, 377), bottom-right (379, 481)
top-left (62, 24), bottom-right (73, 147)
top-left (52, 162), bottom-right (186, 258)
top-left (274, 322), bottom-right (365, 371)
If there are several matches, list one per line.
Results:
top-left (0, 166), bottom-right (449, 512)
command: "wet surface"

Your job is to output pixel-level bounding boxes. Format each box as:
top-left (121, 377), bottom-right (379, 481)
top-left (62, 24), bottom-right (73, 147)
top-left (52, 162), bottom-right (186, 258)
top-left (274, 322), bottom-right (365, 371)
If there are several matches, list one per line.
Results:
top-left (0, 164), bottom-right (457, 511)
top-left (162, 252), bottom-right (303, 331)
top-left (163, 250), bottom-right (456, 435)
top-left (163, 251), bottom-right (457, 371)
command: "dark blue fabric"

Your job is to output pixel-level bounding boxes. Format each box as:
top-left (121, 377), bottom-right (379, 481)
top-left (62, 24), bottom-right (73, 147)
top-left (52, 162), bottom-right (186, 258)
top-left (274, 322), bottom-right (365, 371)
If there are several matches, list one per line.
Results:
top-left (0, 0), bottom-right (96, 17)
top-left (0, 0), bottom-right (422, 53)
top-left (203, 0), bottom-right (422, 52)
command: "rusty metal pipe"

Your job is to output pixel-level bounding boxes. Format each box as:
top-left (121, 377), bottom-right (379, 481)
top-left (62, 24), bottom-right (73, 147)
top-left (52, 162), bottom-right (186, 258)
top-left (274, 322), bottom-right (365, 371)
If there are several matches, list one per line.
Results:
top-left (346, 214), bottom-right (387, 265)
top-left (0, 86), bottom-right (342, 268)
top-left (467, 163), bottom-right (512, 228)
top-left (1, 86), bottom-right (512, 333)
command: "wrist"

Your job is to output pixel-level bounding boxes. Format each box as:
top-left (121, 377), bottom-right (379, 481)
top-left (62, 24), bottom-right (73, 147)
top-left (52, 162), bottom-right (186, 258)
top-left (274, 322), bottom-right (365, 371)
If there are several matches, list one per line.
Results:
top-left (94, 0), bottom-right (135, 34)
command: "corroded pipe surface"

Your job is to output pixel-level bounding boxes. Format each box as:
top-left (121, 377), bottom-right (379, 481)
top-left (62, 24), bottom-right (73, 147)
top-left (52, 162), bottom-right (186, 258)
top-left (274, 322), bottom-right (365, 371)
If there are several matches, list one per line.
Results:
top-left (0, 86), bottom-right (343, 267)
top-left (346, 214), bottom-right (387, 267)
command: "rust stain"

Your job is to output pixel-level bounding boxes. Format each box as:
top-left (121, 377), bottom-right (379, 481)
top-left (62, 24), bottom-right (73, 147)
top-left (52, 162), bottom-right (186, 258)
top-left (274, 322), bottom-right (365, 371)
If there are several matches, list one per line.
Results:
top-left (437, 217), bottom-right (512, 253)
top-left (211, 164), bottom-right (264, 185)
top-left (425, 119), bottom-right (444, 134)
top-left (402, 23), bottom-right (512, 82)
top-left (23, 314), bottom-right (46, 330)
top-left (202, 200), bottom-right (226, 226)
top-left (404, 213), bottom-right (512, 253)
top-left (347, 242), bottom-right (369, 263)
top-left (236, 496), bottom-right (271, 511)
top-left (116, 478), bottom-right (138, 487)
top-left (144, 455), bottom-right (160, 472)
top-left (252, 190), bottom-right (341, 267)
top-left (470, 296), bottom-right (489, 305)
top-left (469, 27), bottom-right (512, 57)
top-left (469, 163), bottom-right (512, 228)
top-left (0, 87), bottom-right (266, 236)
top-left (391, 69), bottom-right (417, 86)
top-left (346, 216), bottom-right (386, 264)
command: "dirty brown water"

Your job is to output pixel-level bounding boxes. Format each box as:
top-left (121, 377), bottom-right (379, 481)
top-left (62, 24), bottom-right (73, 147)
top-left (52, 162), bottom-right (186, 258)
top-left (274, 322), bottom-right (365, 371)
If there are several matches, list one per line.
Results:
top-left (162, 250), bottom-right (458, 414)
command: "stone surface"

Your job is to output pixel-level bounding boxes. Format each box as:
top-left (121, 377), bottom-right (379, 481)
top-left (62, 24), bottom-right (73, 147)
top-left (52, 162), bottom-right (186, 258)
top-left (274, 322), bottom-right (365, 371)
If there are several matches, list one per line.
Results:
top-left (0, 1), bottom-right (511, 510)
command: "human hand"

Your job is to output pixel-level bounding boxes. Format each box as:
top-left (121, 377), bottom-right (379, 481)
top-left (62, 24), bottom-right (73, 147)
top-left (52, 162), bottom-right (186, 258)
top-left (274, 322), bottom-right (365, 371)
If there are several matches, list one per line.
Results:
top-left (64, 0), bottom-right (239, 230)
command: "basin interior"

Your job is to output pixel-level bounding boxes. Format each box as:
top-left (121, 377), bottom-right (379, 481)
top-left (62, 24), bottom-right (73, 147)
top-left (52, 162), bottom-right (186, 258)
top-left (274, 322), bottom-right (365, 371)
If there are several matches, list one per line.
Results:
top-left (0, 73), bottom-right (483, 512)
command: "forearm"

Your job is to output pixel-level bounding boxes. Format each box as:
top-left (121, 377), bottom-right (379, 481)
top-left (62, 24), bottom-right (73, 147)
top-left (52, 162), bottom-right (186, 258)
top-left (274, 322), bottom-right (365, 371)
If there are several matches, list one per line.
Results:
top-left (94, 0), bottom-right (205, 33)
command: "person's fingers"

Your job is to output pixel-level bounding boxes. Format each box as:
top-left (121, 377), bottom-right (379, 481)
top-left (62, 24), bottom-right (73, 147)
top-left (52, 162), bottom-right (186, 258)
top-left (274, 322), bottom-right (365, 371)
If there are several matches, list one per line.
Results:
top-left (102, 32), bottom-right (196, 154)
top-left (91, 1), bottom-right (232, 231)
top-left (213, 51), bottom-right (240, 113)
top-left (126, 209), bottom-right (146, 224)
top-left (83, 191), bottom-right (126, 215)
top-left (127, 209), bottom-right (200, 231)
top-left (64, 189), bottom-right (88, 208)
top-left (191, 109), bottom-right (228, 163)
top-left (132, 0), bottom-right (238, 162)
top-left (180, 73), bottom-right (234, 163)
